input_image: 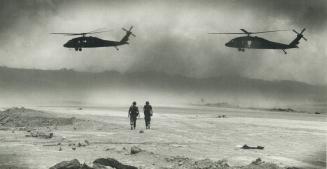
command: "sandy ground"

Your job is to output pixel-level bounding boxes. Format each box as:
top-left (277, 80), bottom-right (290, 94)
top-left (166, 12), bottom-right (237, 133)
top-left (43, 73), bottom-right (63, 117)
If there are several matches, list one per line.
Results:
top-left (0, 105), bottom-right (325, 169)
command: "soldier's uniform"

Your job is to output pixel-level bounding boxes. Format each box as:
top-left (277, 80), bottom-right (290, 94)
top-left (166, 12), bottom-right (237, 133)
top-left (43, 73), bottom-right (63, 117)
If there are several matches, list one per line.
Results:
top-left (128, 102), bottom-right (139, 130)
top-left (143, 102), bottom-right (153, 129)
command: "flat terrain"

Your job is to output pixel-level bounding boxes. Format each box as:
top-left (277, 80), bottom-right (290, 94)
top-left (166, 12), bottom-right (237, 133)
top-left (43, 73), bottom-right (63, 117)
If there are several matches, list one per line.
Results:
top-left (0, 105), bottom-right (325, 169)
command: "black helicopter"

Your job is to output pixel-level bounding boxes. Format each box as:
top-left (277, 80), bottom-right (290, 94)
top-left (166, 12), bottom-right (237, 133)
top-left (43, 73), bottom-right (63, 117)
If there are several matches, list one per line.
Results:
top-left (51, 26), bottom-right (135, 51)
top-left (209, 28), bottom-right (307, 54)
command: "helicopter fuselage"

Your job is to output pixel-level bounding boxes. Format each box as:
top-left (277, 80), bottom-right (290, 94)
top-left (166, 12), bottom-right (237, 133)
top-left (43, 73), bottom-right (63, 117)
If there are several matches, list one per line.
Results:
top-left (63, 36), bottom-right (127, 49)
top-left (225, 36), bottom-right (294, 50)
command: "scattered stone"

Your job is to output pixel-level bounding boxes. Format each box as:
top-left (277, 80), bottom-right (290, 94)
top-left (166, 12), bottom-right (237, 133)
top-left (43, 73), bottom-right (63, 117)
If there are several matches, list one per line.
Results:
top-left (59, 146), bottom-right (62, 151)
top-left (241, 144), bottom-right (264, 150)
top-left (315, 112), bottom-right (321, 114)
top-left (139, 130), bottom-right (144, 133)
top-left (105, 148), bottom-right (115, 151)
top-left (84, 140), bottom-right (90, 145)
top-left (130, 146), bottom-right (142, 154)
top-left (216, 115), bottom-right (226, 118)
top-left (270, 108), bottom-right (295, 112)
top-left (25, 130), bottom-right (53, 139)
top-left (165, 156), bottom-right (190, 163)
top-left (251, 158), bottom-right (263, 165)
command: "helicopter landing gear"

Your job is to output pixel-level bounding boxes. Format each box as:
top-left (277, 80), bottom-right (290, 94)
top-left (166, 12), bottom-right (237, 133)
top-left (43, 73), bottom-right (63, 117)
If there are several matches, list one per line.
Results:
top-left (282, 49), bottom-right (287, 54)
top-left (238, 48), bottom-right (245, 52)
top-left (75, 48), bottom-right (82, 51)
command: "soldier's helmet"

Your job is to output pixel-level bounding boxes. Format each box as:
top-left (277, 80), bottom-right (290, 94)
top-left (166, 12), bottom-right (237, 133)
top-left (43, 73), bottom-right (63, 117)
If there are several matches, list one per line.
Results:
top-left (133, 101), bottom-right (136, 105)
top-left (146, 101), bottom-right (149, 105)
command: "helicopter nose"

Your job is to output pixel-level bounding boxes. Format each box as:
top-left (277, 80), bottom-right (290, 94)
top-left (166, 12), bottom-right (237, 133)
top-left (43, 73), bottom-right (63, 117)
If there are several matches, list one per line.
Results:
top-left (225, 42), bottom-right (232, 47)
top-left (63, 43), bottom-right (68, 48)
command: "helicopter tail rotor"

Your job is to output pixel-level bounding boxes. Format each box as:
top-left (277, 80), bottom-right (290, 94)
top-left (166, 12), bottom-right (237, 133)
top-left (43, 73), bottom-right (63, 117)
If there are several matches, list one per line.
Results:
top-left (122, 26), bottom-right (136, 37)
top-left (292, 28), bottom-right (307, 41)
top-left (289, 28), bottom-right (307, 47)
top-left (120, 26), bottom-right (135, 43)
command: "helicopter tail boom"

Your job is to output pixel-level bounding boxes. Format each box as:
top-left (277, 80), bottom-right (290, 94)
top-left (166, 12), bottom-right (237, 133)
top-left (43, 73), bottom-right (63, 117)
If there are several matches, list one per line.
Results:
top-left (289, 28), bottom-right (307, 48)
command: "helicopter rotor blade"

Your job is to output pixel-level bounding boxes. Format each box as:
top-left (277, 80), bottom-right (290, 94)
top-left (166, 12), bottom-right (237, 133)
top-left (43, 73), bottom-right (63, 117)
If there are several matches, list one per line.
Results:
top-left (208, 33), bottom-right (246, 34)
top-left (251, 29), bottom-right (290, 34)
top-left (87, 28), bottom-right (106, 33)
top-left (129, 26), bottom-right (133, 31)
top-left (292, 29), bottom-right (299, 34)
top-left (209, 29), bottom-right (289, 35)
top-left (240, 29), bottom-right (250, 34)
top-left (87, 28), bottom-right (112, 34)
top-left (51, 28), bottom-right (111, 36)
top-left (87, 30), bottom-right (112, 34)
top-left (50, 33), bottom-right (83, 36)
top-left (301, 28), bottom-right (306, 34)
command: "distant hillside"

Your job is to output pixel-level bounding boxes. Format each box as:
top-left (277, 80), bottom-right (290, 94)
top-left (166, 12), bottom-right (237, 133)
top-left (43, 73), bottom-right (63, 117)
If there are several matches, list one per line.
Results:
top-left (0, 66), bottom-right (326, 106)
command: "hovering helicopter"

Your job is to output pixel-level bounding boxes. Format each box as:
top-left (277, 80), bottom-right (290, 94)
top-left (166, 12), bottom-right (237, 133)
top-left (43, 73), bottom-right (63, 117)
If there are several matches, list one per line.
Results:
top-left (51, 26), bottom-right (135, 51)
top-left (208, 28), bottom-right (307, 54)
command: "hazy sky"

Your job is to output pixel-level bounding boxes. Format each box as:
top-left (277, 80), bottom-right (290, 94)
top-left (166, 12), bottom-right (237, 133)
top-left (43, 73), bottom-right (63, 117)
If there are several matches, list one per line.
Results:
top-left (0, 0), bottom-right (326, 85)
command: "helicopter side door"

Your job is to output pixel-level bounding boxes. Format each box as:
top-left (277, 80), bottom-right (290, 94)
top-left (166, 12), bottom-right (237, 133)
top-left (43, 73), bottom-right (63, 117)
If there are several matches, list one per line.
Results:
top-left (247, 40), bottom-right (252, 48)
top-left (240, 38), bottom-right (253, 48)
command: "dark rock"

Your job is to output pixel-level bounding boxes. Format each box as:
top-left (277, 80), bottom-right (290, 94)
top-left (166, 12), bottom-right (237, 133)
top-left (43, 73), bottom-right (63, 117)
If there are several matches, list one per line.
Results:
top-left (92, 163), bottom-right (107, 169)
top-left (49, 159), bottom-right (81, 169)
top-left (130, 146), bottom-right (142, 154)
top-left (80, 163), bottom-right (93, 169)
top-left (93, 158), bottom-right (138, 169)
